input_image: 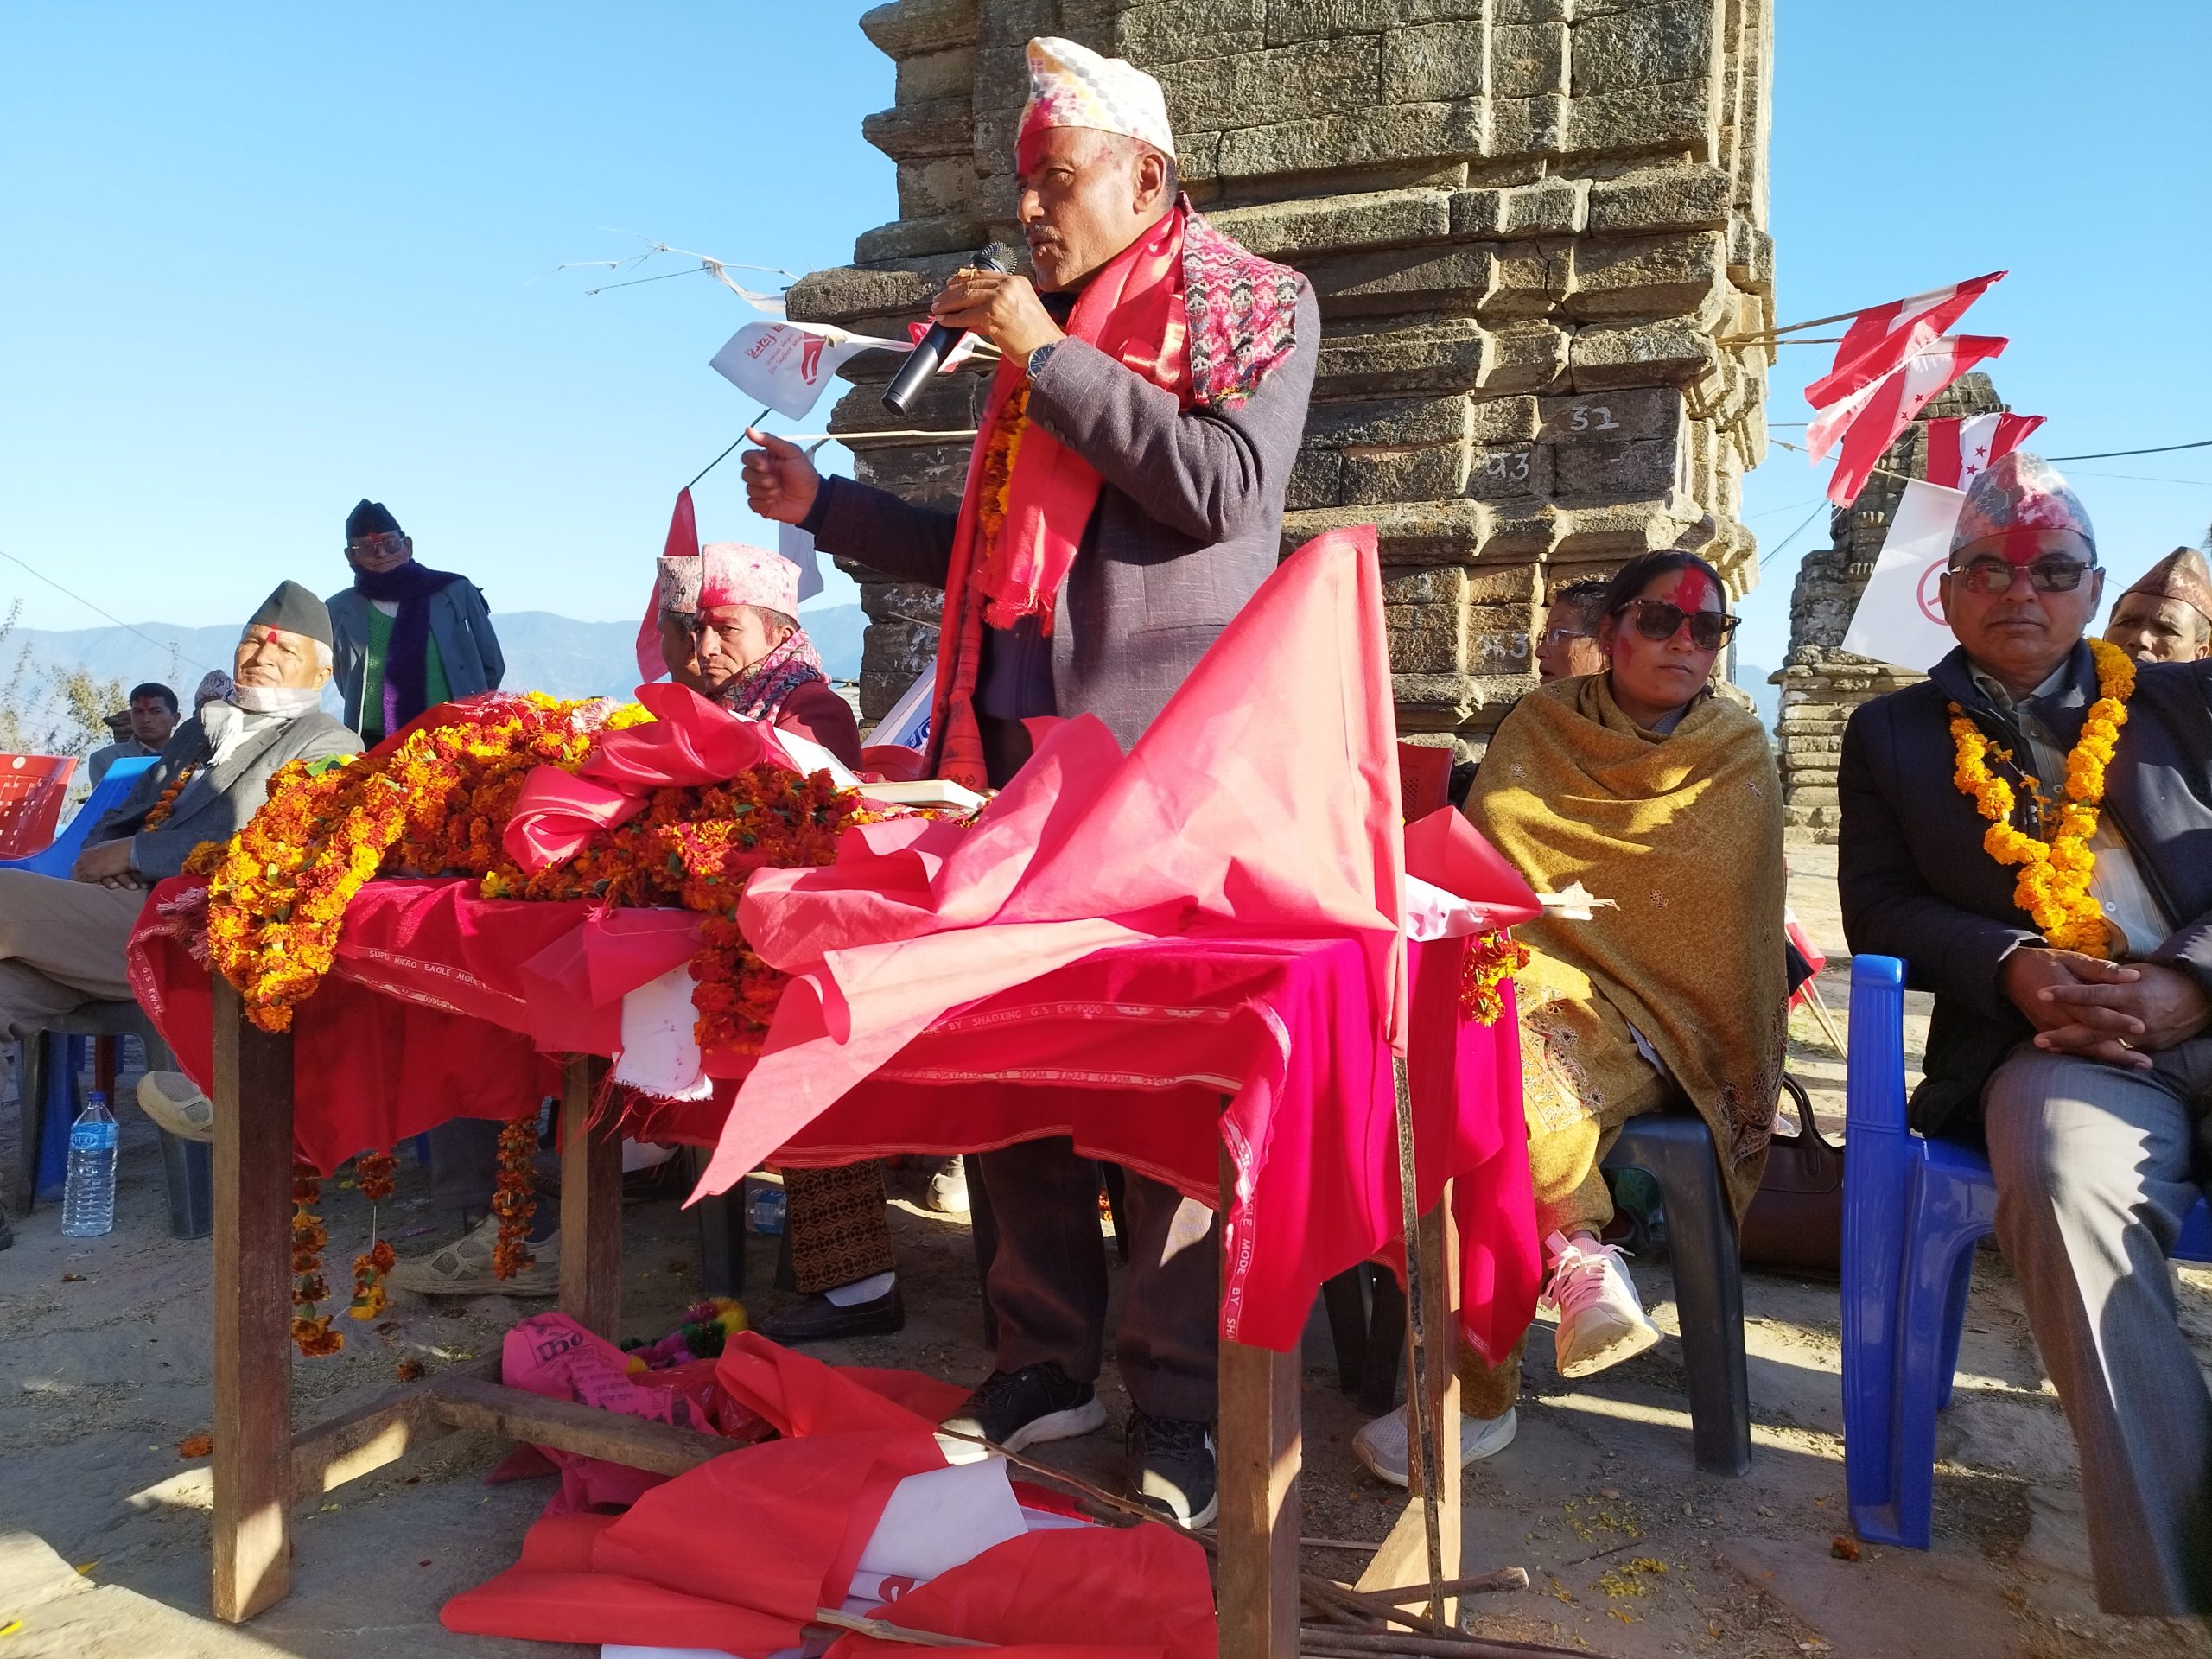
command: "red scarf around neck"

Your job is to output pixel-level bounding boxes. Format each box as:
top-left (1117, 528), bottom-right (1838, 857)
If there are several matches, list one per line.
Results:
top-left (925, 201), bottom-right (1302, 791)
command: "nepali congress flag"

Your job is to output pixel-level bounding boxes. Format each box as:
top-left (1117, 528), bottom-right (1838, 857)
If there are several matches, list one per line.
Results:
top-left (1808, 335), bottom-right (2008, 505)
top-left (1923, 410), bottom-right (2045, 493)
top-left (1840, 477), bottom-right (1969, 671)
top-left (1803, 270), bottom-right (2005, 411)
top-left (709, 320), bottom-right (901, 420)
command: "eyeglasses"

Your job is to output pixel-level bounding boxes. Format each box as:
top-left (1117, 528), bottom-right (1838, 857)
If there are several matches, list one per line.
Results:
top-left (1945, 558), bottom-right (2095, 595)
top-left (1539, 626), bottom-right (1592, 647)
top-left (1615, 599), bottom-right (1738, 652)
top-left (346, 534), bottom-right (407, 556)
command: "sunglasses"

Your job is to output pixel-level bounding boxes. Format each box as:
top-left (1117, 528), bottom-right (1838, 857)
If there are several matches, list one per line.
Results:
top-left (1615, 599), bottom-right (1738, 652)
top-left (1945, 558), bottom-right (2095, 595)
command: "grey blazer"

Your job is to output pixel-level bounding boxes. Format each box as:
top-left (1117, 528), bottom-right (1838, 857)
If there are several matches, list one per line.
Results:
top-left (809, 283), bottom-right (1321, 750)
top-left (327, 579), bottom-right (506, 735)
top-left (91, 709), bottom-right (363, 880)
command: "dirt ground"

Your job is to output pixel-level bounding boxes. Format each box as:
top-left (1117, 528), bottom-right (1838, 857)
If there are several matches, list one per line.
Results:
top-left (3, 845), bottom-right (2209, 1658)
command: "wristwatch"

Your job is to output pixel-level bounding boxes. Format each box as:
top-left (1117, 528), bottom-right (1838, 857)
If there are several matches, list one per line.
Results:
top-left (1026, 341), bottom-right (1058, 381)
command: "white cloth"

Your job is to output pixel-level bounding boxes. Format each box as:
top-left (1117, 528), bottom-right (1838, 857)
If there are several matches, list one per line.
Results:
top-left (226, 683), bottom-right (325, 721)
top-left (199, 697), bottom-right (292, 766)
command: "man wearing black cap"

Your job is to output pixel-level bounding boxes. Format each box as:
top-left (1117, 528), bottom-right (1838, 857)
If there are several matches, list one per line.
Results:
top-left (327, 499), bottom-right (505, 746)
top-left (0, 582), bottom-right (359, 1056)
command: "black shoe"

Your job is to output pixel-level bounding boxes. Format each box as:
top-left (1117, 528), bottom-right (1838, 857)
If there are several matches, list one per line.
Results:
top-left (0, 1201), bottom-right (12, 1251)
top-left (1125, 1408), bottom-right (1217, 1528)
top-left (935, 1363), bottom-right (1109, 1463)
top-left (755, 1286), bottom-right (905, 1344)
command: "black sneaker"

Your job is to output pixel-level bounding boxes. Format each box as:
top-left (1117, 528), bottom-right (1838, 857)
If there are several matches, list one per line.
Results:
top-left (1125, 1408), bottom-right (1217, 1528)
top-left (935, 1363), bottom-right (1108, 1464)
top-left (755, 1285), bottom-right (905, 1344)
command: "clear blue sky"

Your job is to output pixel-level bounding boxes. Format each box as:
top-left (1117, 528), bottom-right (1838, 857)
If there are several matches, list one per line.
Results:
top-left (3, 2), bottom-right (2207, 684)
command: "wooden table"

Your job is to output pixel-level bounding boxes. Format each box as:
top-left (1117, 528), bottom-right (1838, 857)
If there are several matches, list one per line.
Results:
top-left (207, 977), bottom-right (1463, 1655)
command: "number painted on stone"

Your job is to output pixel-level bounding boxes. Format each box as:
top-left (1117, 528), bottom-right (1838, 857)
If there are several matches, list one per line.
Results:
top-left (1568, 403), bottom-right (1620, 434)
top-left (1482, 451), bottom-right (1532, 481)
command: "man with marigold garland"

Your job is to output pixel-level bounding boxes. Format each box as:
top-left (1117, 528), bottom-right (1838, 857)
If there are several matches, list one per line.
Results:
top-left (1839, 450), bottom-right (2212, 1615)
top-left (741, 36), bottom-right (1319, 1526)
top-left (0, 582), bottom-right (358, 1140)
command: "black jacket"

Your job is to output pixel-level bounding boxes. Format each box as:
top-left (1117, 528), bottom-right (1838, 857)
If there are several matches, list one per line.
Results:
top-left (1839, 642), bottom-right (2212, 1141)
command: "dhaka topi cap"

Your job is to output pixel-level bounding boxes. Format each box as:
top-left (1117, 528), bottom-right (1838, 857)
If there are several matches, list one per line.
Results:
top-left (2120, 545), bottom-right (2212, 628)
top-left (194, 670), bottom-right (235, 710)
top-left (346, 499), bottom-right (403, 540)
top-left (245, 579), bottom-right (334, 649)
top-left (1948, 450), bottom-right (2095, 563)
top-left (692, 542), bottom-right (801, 617)
top-left (1019, 36), bottom-right (1175, 162)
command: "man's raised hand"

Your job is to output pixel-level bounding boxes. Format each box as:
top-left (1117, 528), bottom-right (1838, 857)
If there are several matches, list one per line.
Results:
top-left (740, 427), bottom-right (821, 526)
top-left (929, 269), bottom-right (1064, 365)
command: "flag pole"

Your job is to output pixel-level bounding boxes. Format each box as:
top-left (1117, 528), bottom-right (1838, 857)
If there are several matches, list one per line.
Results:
top-left (684, 406), bottom-right (774, 491)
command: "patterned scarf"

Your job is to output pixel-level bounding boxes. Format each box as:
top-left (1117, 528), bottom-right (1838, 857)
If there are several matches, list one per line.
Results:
top-left (926, 200), bottom-right (1304, 791)
top-left (714, 628), bottom-right (827, 724)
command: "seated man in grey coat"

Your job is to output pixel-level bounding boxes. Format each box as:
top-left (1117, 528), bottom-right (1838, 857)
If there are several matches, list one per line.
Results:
top-left (0, 581), bottom-right (360, 1049)
top-left (742, 37), bottom-right (1318, 1527)
top-left (1839, 453), bottom-right (2212, 1614)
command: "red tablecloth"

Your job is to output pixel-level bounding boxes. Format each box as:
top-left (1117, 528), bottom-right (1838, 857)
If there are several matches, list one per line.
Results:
top-left (129, 881), bottom-right (1536, 1357)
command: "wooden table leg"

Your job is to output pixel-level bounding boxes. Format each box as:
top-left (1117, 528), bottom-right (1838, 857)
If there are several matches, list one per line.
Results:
top-left (210, 979), bottom-right (295, 1623)
top-left (558, 1055), bottom-right (620, 1340)
top-left (1214, 1142), bottom-right (1300, 1656)
top-left (1356, 1185), bottom-right (1463, 1627)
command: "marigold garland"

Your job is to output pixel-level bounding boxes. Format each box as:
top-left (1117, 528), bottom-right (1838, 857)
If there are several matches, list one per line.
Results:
top-left (141, 766), bottom-right (197, 830)
top-left (346, 1149), bottom-right (399, 1321)
top-left (290, 1162), bottom-right (342, 1357)
top-left (490, 1117), bottom-right (539, 1281)
top-left (974, 385), bottom-right (1032, 628)
top-left (1460, 928), bottom-right (1530, 1026)
top-left (1948, 639), bottom-right (2134, 958)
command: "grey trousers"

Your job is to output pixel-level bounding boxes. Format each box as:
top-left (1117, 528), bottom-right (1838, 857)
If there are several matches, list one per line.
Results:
top-left (1983, 1036), bottom-right (2212, 1616)
top-left (0, 871), bottom-right (143, 1042)
top-left (976, 1136), bottom-right (1219, 1422)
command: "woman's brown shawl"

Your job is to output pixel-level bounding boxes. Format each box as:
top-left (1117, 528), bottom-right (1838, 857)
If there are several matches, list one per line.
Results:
top-left (1467, 676), bottom-right (1789, 1213)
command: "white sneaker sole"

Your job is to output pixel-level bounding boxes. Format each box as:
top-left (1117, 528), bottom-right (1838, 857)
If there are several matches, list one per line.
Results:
top-left (937, 1395), bottom-right (1108, 1465)
top-left (1352, 1408), bottom-right (1518, 1489)
top-left (1555, 1311), bottom-right (1662, 1379)
top-left (1134, 1478), bottom-right (1217, 1529)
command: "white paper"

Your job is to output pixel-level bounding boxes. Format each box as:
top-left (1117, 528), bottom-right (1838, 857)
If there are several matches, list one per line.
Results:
top-left (612, 963), bottom-right (710, 1101)
top-left (861, 665), bottom-right (934, 751)
top-left (1840, 478), bottom-right (1967, 671)
top-left (710, 320), bottom-right (899, 420)
top-left (855, 1459), bottom-right (1030, 1584)
top-left (779, 521), bottom-right (823, 604)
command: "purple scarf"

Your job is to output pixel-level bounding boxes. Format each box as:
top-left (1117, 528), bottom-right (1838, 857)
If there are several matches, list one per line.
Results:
top-left (353, 561), bottom-right (462, 736)
top-left (714, 629), bottom-right (827, 723)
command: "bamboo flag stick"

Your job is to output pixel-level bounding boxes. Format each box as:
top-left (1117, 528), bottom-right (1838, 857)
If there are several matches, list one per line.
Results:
top-left (807, 1607), bottom-right (992, 1648)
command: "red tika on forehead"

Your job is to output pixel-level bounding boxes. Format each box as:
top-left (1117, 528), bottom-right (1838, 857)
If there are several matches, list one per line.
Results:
top-left (1974, 528), bottom-right (2091, 566)
top-left (1659, 568), bottom-right (1717, 610)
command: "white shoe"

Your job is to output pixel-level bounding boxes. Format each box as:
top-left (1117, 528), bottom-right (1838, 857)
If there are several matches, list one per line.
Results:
top-left (1541, 1230), bottom-right (1662, 1379)
top-left (387, 1214), bottom-right (561, 1297)
top-left (925, 1155), bottom-right (969, 1215)
top-left (137, 1071), bottom-right (213, 1143)
top-left (1351, 1405), bottom-right (1517, 1488)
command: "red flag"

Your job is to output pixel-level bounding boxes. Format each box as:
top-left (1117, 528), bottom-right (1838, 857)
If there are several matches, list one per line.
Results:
top-left (633, 487), bottom-right (701, 683)
top-left (1923, 411), bottom-right (2045, 493)
top-left (1803, 270), bottom-right (2004, 411)
top-left (1811, 336), bottom-right (2008, 505)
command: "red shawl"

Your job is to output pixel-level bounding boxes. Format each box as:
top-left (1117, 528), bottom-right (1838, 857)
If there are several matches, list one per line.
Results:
top-left (925, 202), bottom-right (1303, 791)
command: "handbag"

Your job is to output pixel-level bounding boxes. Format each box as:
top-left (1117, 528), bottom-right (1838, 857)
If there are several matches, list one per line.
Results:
top-left (1739, 1073), bottom-right (1844, 1273)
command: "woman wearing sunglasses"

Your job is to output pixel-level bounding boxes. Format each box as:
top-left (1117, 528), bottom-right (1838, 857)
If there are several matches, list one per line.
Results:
top-left (1354, 546), bottom-right (1788, 1484)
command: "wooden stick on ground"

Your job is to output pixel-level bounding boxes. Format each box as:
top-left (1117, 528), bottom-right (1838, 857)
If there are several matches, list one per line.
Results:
top-left (1366, 1568), bottom-right (1531, 1602)
top-left (1298, 1628), bottom-right (1595, 1659)
top-left (806, 1606), bottom-right (991, 1648)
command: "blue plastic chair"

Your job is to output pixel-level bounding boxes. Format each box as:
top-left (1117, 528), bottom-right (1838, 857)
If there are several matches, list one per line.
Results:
top-left (1840, 954), bottom-right (2212, 1548)
top-left (0, 755), bottom-right (157, 876)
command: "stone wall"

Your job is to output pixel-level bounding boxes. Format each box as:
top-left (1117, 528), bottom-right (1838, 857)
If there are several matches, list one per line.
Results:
top-left (789, 0), bottom-right (1777, 747)
top-left (1770, 371), bottom-right (2005, 841)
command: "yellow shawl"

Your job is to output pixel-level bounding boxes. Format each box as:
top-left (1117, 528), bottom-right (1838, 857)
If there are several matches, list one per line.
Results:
top-left (1467, 676), bottom-right (1788, 1213)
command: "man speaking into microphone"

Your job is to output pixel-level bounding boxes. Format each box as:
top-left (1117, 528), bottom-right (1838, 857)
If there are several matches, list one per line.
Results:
top-left (743, 35), bottom-right (1318, 1525)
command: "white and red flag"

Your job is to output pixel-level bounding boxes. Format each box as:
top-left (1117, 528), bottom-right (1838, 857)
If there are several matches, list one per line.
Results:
top-left (1808, 334), bottom-right (2008, 505)
top-left (1923, 410), bottom-right (2044, 493)
top-left (1803, 270), bottom-right (2005, 411)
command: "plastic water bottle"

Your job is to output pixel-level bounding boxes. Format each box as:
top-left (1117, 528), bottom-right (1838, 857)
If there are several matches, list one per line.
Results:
top-left (60, 1091), bottom-right (119, 1238)
top-left (746, 1185), bottom-right (787, 1236)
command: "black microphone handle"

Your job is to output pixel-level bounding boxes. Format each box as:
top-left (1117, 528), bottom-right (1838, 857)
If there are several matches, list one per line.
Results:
top-left (880, 319), bottom-right (965, 417)
top-left (880, 242), bottom-right (1016, 417)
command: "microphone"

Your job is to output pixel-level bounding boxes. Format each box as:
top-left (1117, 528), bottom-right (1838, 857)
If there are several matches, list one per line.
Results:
top-left (881, 241), bottom-right (1015, 416)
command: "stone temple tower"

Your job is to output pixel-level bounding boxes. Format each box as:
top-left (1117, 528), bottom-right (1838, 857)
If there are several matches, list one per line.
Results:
top-left (788, 0), bottom-right (1777, 758)
top-left (1770, 371), bottom-right (2012, 840)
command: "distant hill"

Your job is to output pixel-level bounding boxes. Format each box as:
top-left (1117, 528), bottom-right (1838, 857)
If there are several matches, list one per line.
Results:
top-left (3, 605), bottom-right (868, 711)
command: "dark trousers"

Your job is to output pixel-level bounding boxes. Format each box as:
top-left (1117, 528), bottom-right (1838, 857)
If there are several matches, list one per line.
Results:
top-left (976, 1136), bottom-right (1219, 1421)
